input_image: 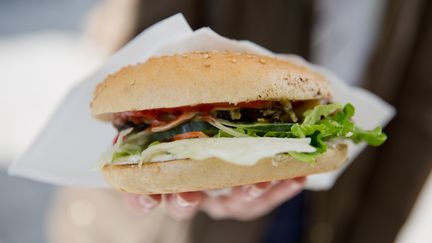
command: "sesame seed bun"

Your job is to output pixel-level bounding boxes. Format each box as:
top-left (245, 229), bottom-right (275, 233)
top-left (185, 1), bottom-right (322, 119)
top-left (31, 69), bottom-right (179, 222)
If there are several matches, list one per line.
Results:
top-left (102, 144), bottom-right (347, 194)
top-left (91, 51), bottom-right (331, 119)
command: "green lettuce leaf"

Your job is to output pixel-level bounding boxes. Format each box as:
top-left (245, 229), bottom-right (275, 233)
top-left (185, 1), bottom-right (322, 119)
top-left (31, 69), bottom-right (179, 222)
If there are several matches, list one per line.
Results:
top-left (302, 103), bottom-right (343, 125)
top-left (351, 127), bottom-right (387, 146)
top-left (111, 130), bottom-right (149, 162)
top-left (212, 103), bottom-right (387, 163)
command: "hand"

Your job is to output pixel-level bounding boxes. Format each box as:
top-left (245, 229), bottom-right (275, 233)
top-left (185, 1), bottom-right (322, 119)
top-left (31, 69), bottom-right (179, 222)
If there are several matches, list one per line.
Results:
top-left (124, 177), bottom-right (305, 221)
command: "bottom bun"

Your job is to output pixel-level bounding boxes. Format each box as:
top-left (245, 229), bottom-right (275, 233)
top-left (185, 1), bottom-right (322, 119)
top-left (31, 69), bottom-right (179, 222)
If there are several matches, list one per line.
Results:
top-left (103, 143), bottom-right (348, 194)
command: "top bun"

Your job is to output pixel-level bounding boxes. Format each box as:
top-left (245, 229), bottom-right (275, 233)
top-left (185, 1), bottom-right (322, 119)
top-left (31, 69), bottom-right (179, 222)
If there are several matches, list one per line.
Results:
top-left (91, 51), bottom-right (331, 118)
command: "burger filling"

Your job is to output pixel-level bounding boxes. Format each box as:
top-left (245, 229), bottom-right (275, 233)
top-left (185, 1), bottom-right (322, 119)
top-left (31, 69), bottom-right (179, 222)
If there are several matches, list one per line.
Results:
top-left (106, 100), bottom-right (386, 165)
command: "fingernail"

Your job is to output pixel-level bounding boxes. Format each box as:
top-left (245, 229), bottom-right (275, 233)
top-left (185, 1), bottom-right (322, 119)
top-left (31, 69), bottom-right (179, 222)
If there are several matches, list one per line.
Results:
top-left (244, 186), bottom-right (267, 201)
top-left (137, 195), bottom-right (158, 209)
top-left (175, 194), bottom-right (197, 208)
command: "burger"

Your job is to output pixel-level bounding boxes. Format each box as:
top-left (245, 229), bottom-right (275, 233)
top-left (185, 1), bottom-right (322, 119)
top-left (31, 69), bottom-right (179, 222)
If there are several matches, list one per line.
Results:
top-left (91, 51), bottom-right (386, 194)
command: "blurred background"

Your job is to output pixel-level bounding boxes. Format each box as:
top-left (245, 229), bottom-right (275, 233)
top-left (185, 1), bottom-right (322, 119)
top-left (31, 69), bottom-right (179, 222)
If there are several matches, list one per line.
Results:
top-left (0, 0), bottom-right (101, 242)
top-left (0, 0), bottom-right (431, 243)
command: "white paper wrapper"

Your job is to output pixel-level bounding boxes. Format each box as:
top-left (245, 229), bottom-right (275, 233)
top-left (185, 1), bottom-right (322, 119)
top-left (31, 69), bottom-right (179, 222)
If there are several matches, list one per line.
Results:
top-left (8, 14), bottom-right (395, 190)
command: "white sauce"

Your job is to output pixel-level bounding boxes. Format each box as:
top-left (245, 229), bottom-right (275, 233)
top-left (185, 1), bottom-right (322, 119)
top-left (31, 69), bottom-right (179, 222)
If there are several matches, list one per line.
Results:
top-left (136, 137), bottom-right (316, 166)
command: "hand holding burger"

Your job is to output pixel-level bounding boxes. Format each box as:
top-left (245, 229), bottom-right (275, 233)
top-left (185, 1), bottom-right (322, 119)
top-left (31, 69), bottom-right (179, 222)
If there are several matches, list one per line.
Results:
top-left (124, 177), bottom-right (305, 221)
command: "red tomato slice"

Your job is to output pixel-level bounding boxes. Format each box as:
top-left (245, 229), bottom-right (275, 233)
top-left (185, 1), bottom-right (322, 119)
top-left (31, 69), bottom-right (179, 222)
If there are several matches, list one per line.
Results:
top-left (114, 101), bottom-right (273, 129)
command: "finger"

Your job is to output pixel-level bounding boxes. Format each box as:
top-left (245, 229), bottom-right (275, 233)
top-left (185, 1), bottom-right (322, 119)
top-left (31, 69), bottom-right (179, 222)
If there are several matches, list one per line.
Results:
top-left (204, 179), bottom-right (305, 221)
top-left (166, 191), bottom-right (203, 221)
top-left (202, 178), bottom-right (306, 221)
top-left (252, 179), bottom-right (305, 212)
top-left (177, 191), bottom-right (203, 207)
top-left (235, 179), bottom-right (305, 221)
top-left (243, 181), bottom-right (273, 201)
top-left (201, 183), bottom-right (272, 219)
top-left (124, 193), bottom-right (162, 215)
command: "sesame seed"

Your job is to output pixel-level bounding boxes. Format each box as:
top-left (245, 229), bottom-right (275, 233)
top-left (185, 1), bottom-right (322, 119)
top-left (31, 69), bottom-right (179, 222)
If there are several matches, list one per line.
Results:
top-left (203, 53), bottom-right (209, 59)
top-left (130, 80), bottom-right (135, 86)
top-left (259, 59), bottom-right (266, 64)
top-left (231, 58), bottom-right (237, 63)
top-left (204, 63), bottom-right (211, 67)
top-left (181, 54), bottom-right (188, 58)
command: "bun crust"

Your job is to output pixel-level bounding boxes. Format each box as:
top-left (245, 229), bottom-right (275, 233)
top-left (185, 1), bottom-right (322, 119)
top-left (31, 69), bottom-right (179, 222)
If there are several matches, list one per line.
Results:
top-left (91, 51), bottom-right (331, 118)
top-left (102, 144), bottom-right (347, 194)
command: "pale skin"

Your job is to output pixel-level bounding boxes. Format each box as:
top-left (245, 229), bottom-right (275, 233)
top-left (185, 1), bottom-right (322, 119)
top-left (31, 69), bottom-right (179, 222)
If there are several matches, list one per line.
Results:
top-left (124, 177), bottom-right (306, 221)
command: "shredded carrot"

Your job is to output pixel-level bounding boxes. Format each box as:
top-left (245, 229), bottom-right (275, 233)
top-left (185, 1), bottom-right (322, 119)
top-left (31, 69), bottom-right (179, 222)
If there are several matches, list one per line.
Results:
top-left (172, 131), bottom-right (208, 140)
